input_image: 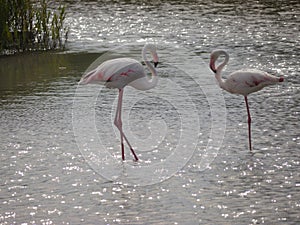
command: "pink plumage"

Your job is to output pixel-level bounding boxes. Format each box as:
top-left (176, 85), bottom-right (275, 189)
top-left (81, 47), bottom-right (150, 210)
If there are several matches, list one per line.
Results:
top-left (79, 58), bottom-right (146, 89)
top-left (222, 69), bottom-right (283, 96)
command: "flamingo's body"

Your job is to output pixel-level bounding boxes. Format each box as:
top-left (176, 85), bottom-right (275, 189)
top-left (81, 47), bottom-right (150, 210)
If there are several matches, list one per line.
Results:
top-left (209, 49), bottom-right (284, 150)
top-left (79, 44), bottom-right (159, 160)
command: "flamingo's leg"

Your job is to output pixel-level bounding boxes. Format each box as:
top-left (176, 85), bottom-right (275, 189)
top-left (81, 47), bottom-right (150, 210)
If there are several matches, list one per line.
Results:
top-left (244, 96), bottom-right (252, 151)
top-left (114, 89), bottom-right (139, 161)
top-left (114, 89), bottom-right (125, 160)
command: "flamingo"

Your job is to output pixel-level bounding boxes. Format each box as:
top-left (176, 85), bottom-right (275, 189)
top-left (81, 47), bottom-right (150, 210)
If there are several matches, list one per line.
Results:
top-left (209, 49), bottom-right (284, 151)
top-left (78, 44), bottom-right (159, 161)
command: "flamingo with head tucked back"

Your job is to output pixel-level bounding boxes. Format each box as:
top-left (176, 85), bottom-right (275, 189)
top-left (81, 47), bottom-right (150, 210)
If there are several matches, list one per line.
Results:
top-left (209, 49), bottom-right (284, 151)
top-left (78, 44), bottom-right (159, 161)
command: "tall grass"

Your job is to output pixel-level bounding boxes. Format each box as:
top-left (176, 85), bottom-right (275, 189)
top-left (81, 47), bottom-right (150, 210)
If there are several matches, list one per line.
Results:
top-left (0, 0), bottom-right (69, 55)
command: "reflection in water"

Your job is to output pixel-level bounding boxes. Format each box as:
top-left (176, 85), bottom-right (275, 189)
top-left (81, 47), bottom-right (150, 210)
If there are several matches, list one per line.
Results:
top-left (0, 52), bottom-right (100, 94)
top-left (0, 0), bottom-right (299, 224)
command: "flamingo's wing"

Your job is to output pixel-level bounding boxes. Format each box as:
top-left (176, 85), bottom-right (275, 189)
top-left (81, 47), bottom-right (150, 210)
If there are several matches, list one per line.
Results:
top-left (78, 58), bottom-right (145, 88)
top-left (226, 70), bottom-right (273, 95)
top-left (102, 58), bottom-right (145, 89)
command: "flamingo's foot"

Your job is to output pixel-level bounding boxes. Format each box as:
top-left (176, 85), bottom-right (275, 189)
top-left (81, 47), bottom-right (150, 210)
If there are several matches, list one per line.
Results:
top-left (131, 149), bottom-right (139, 161)
top-left (121, 143), bottom-right (125, 161)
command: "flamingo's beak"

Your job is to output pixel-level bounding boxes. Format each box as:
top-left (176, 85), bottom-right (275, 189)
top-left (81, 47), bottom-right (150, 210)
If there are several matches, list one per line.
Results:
top-left (279, 77), bottom-right (284, 82)
top-left (210, 60), bottom-right (216, 73)
top-left (154, 62), bottom-right (159, 68)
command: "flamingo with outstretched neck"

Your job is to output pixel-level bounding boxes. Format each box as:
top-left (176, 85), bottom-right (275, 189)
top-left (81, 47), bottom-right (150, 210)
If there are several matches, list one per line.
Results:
top-left (209, 49), bottom-right (284, 151)
top-left (78, 44), bottom-right (159, 161)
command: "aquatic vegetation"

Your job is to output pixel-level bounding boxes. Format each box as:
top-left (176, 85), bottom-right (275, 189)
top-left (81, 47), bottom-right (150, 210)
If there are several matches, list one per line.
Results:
top-left (0, 0), bottom-right (69, 55)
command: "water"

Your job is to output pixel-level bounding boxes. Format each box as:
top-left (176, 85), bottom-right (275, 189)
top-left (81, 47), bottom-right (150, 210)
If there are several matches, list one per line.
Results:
top-left (1, 0), bottom-right (299, 224)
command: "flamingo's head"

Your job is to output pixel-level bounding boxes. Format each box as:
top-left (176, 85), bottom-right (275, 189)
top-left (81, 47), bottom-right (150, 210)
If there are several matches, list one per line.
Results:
top-left (209, 57), bottom-right (217, 73)
top-left (209, 49), bottom-right (229, 74)
top-left (144, 43), bottom-right (159, 67)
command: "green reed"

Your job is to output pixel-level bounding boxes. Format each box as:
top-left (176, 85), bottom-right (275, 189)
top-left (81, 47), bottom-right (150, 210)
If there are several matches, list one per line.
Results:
top-left (0, 0), bottom-right (69, 55)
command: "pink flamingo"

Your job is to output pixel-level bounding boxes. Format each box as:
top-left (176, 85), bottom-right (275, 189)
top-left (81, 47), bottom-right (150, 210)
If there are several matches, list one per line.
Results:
top-left (209, 49), bottom-right (284, 151)
top-left (78, 44), bottom-right (159, 161)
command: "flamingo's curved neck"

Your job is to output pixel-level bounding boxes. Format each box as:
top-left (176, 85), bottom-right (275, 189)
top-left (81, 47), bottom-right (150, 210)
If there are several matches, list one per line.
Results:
top-left (214, 51), bottom-right (229, 90)
top-left (140, 44), bottom-right (158, 89)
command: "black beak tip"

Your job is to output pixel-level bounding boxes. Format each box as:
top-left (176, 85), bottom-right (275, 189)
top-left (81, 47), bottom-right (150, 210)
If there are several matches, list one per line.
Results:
top-left (210, 65), bottom-right (217, 73)
top-left (154, 62), bottom-right (159, 68)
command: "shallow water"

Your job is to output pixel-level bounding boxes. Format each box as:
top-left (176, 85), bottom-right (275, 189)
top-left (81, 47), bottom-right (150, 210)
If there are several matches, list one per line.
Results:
top-left (1, 0), bottom-right (299, 224)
